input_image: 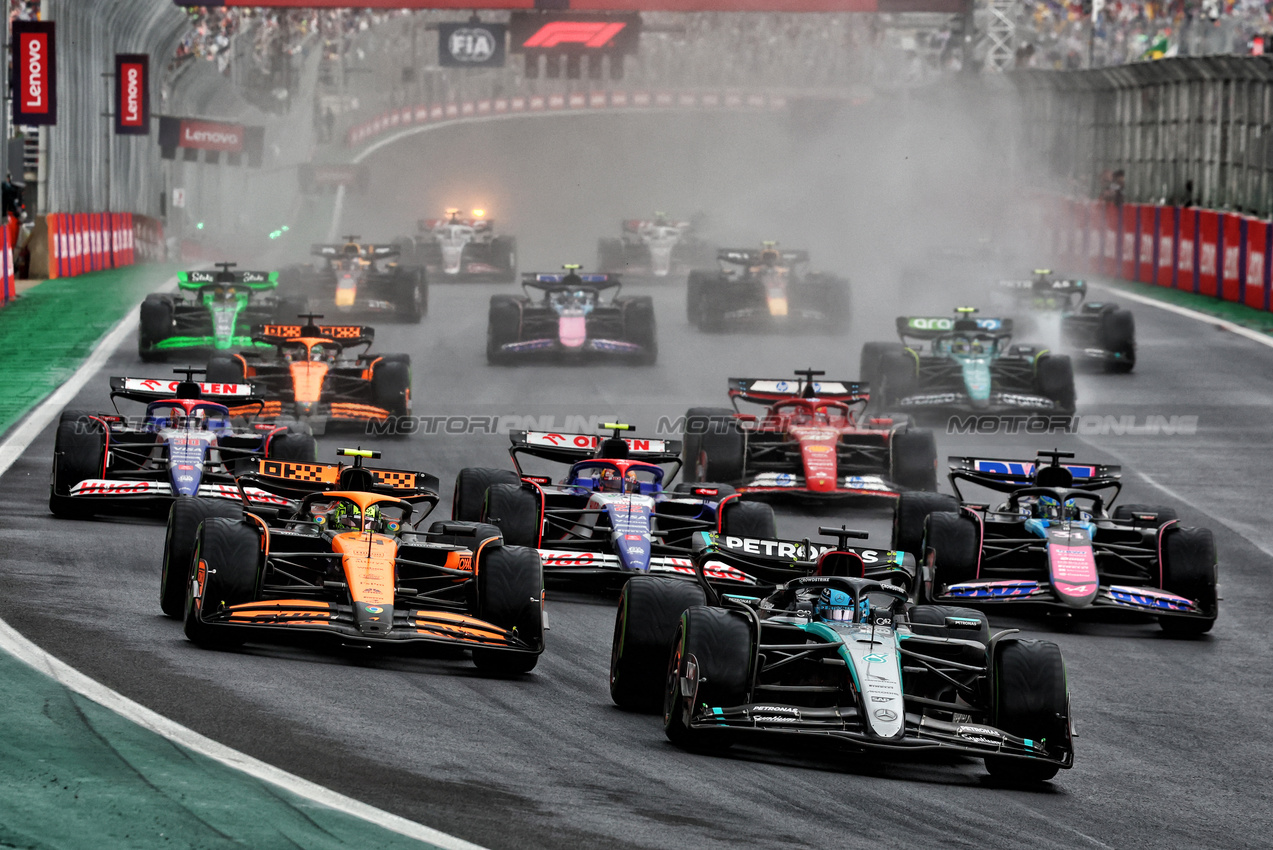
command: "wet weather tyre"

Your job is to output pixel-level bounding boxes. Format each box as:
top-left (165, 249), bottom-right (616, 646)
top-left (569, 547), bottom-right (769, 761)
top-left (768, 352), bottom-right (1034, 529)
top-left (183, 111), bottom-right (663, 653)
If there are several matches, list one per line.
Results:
top-left (183, 518), bottom-right (261, 648)
top-left (473, 545), bottom-right (544, 674)
top-left (205, 356), bottom-right (245, 385)
top-left (372, 355), bottom-right (411, 418)
top-left (877, 350), bottom-right (918, 407)
top-left (720, 500), bottom-right (776, 539)
top-left (266, 430), bottom-right (317, 462)
top-left (890, 428), bottom-right (937, 491)
top-left (690, 413), bottom-right (744, 483)
top-left (49, 411), bottom-right (105, 519)
top-left (860, 342), bottom-right (904, 387)
top-left (686, 270), bottom-right (713, 324)
top-left (453, 467), bottom-right (521, 522)
top-left (1098, 308), bottom-right (1135, 373)
top-left (1158, 526), bottom-right (1218, 637)
top-left (664, 607), bottom-right (751, 750)
top-left (892, 491), bottom-right (959, 560)
top-left (483, 483), bottom-right (540, 547)
top-left (1035, 354), bottom-right (1076, 413)
top-left (392, 268), bottom-right (426, 322)
top-left (610, 577), bottom-right (708, 712)
top-left (161, 497), bottom-right (244, 618)
top-left (986, 639), bottom-right (1069, 782)
top-left (623, 296), bottom-right (657, 364)
top-left (491, 237), bottom-right (518, 283)
top-left (681, 407), bottom-right (735, 483)
top-left (139, 294), bottom-right (174, 361)
top-left (1111, 504), bottom-right (1179, 527)
top-left (925, 511), bottom-right (980, 594)
top-left (487, 296), bottom-right (521, 365)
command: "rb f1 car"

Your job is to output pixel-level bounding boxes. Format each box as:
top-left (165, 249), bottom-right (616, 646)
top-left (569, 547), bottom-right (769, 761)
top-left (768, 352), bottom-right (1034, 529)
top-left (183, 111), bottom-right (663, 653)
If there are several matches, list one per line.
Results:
top-left (687, 243), bottom-right (848, 331)
top-left (283, 237), bottom-right (426, 322)
top-left (994, 270), bottom-right (1136, 373)
top-left (206, 316), bottom-right (411, 436)
top-left (171, 448), bottom-right (545, 673)
top-left (609, 527), bottom-right (1072, 782)
top-left (486, 267), bottom-right (656, 364)
top-left (403, 208), bottom-right (517, 282)
top-left (681, 369), bottom-right (938, 500)
top-left (892, 450), bottom-right (1217, 636)
top-left (49, 370), bottom-right (315, 519)
top-left (596, 214), bottom-right (713, 279)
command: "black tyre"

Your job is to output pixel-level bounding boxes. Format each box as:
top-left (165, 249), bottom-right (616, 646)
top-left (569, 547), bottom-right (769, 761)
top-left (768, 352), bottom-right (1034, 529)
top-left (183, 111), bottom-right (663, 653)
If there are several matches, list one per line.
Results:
top-left (473, 545), bottom-right (544, 674)
top-left (393, 268), bottom-right (426, 322)
top-left (1159, 526), bottom-right (1218, 636)
top-left (623, 295), bottom-right (658, 365)
top-left (1036, 354), bottom-right (1076, 413)
top-left (986, 639), bottom-right (1069, 782)
top-left (906, 604), bottom-right (990, 646)
top-left (688, 412), bottom-right (744, 483)
top-left (1111, 503), bottom-right (1179, 528)
top-left (892, 490), bottom-right (959, 560)
top-left (1098, 307), bottom-right (1135, 373)
top-left (487, 295), bottom-right (522, 365)
top-left (610, 577), bottom-right (708, 712)
top-left (272, 295), bottom-right (308, 324)
top-left (720, 500), bottom-right (776, 539)
top-left (483, 483), bottom-right (540, 547)
top-left (598, 237), bottom-right (625, 273)
top-left (206, 355), bottom-right (246, 386)
top-left (161, 497), bottom-right (244, 618)
top-left (453, 467), bottom-right (521, 522)
top-left (183, 517), bottom-right (261, 648)
top-left (49, 410), bottom-right (105, 518)
top-left (491, 236), bottom-right (517, 282)
top-left (860, 341), bottom-right (905, 387)
top-left (664, 607), bottom-right (751, 750)
top-left (266, 430), bottom-right (317, 462)
top-left (890, 428), bottom-right (937, 491)
top-left (139, 294), bottom-right (174, 361)
top-left (681, 406), bottom-right (735, 483)
top-left (372, 355), bottom-right (411, 418)
top-left (877, 350), bottom-right (918, 406)
top-left (686, 270), bottom-right (714, 324)
top-left (924, 511), bottom-right (980, 594)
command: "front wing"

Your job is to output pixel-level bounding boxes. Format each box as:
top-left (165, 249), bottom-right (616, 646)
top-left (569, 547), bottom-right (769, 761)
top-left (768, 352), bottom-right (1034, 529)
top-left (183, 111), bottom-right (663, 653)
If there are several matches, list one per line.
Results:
top-left (64, 479), bottom-right (293, 508)
top-left (933, 577), bottom-right (1210, 622)
top-left (538, 549), bottom-right (756, 585)
top-left (737, 473), bottom-right (901, 499)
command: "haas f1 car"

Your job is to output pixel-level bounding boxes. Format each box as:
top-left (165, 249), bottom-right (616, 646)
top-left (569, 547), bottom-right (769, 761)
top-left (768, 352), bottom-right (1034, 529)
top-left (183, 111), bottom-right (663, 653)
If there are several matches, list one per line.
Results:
top-left (687, 243), bottom-right (848, 331)
top-left (681, 370), bottom-right (938, 500)
top-left (49, 370), bottom-right (315, 519)
top-left (452, 424), bottom-right (780, 590)
top-left (609, 527), bottom-right (1072, 782)
top-left (404, 208), bottom-right (516, 282)
top-left (596, 214), bottom-right (713, 279)
top-left (206, 316), bottom-right (410, 436)
top-left (891, 450), bottom-right (1218, 636)
top-left (486, 267), bottom-right (656, 364)
top-left (282, 237), bottom-right (426, 322)
top-left (994, 270), bottom-right (1136, 373)
top-left (139, 263), bottom-right (303, 361)
top-left (861, 308), bottom-right (1076, 417)
top-left (168, 448), bottom-right (545, 673)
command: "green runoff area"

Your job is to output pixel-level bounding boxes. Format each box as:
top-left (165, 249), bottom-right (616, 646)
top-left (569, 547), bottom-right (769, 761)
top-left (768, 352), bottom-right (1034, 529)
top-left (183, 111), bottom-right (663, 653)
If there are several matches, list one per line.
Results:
top-left (1100, 278), bottom-right (1273, 334)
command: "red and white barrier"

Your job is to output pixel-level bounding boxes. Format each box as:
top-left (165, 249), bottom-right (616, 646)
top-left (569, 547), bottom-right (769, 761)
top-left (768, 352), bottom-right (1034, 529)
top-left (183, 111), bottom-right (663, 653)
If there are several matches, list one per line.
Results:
top-left (0, 216), bottom-right (13, 304)
top-left (46, 212), bottom-right (162, 279)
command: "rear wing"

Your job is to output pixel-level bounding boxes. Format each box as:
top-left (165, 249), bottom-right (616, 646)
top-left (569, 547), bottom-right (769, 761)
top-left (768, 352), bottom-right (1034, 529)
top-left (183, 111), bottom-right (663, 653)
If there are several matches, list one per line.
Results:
top-left (109, 376), bottom-right (256, 404)
top-left (896, 315), bottom-right (1012, 340)
top-left (311, 244), bottom-right (399, 259)
top-left (690, 532), bottom-right (915, 592)
top-left (240, 458), bottom-right (441, 501)
top-left (728, 377), bottom-right (868, 404)
top-left (717, 247), bottom-right (809, 266)
top-left (522, 272), bottom-right (620, 291)
top-left (177, 270), bottom-right (277, 291)
top-left (509, 429), bottom-right (682, 471)
top-left (997, 278), bottom-right (1087, 293)
top-left (421, 217), bottom-right (491, 230)
top-left (251, 323), bottom-right (375, 347)
top-left (623, 219), bottom-right (689, 232)
top-left (947, 455), bottom-right (1122, 499)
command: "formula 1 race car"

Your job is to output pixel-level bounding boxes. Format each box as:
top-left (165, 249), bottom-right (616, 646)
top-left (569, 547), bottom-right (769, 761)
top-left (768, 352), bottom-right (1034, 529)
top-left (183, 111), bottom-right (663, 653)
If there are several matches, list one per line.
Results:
top-left (486, 267), bottom-right (656, 364)
top-left (402, 208), bottom-right (517, 282)
top-left (609, 527), bottom-right (1072, 782)
top-left (452, 424), bottom-right (780, 590)
top-left (49, 370), bottom-right (315, 519)
top-left (680, 369), bottom-right (938, 500)
top-left (596, 214), bottom-right (714, 279)
top-left (687, 243), bottom-right (848, 331)
top-left (891, 450), bottom-right (1218, 636)
top-left (205, 315), bottom-right (410, 436)
top-left (993, 270), bottom-right (1136, 373)
top-left (169, 448), bottom-right (545, 673)
top-left (860, 308), bottom-right (1076, 417)
top-left (138, 263), bottom-right (305, 361)
top-left (281, 237), bottom-right (426, 322)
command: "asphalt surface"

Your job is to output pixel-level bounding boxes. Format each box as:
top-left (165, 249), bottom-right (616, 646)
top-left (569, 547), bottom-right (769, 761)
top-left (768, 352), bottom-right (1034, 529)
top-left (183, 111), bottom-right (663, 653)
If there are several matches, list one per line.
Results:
top-left (0, 112), bottom-right (1267, 849)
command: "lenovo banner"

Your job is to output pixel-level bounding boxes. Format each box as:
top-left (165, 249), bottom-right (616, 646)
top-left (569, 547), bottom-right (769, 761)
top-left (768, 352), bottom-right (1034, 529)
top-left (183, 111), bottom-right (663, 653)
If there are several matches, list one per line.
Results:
top-left (115, 54), bottom-right (150, 135)
top-left (12, 21), bottom-right (56, 126)
top-left (159, 115), bottom-right (264, 166)
top-left (439, 22), bottom-right (506, 67)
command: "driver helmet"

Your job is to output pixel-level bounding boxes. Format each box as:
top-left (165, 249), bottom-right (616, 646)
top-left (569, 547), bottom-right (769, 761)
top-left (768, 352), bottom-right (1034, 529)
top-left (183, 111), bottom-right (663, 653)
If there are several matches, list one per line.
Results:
top-left (1036, 495), bottom-right (1081, 521)
top-left (330, 501), bottom-right (362, 532)
top-left (813, 588), bottom-right (854, 623)
top-left (599, 468), bottom-right (622, 492)
top-left (760, 247), bottom-right (780, 267)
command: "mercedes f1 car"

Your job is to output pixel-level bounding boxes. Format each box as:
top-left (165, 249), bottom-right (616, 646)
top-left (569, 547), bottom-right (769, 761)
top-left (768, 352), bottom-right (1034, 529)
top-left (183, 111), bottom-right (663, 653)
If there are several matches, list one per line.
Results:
top-left (282, 237), bottom-right (426, 322)
top-left (994, 270), bottom-right (1136, 373)
top-left (687, 243), bottom-right (848, 331)
top-left (205, 316), bottom-right (410, 436)
top-left (681, 369), bottom-right (938, 500)
top-left (139, 263), bottom-right (304, 361)
top-left (452, 424), bottom-right (780, 590)
top-left (403, 208), bottom-right (517, 282)
top-left (170, 448), bottom-right (545, 673)
top-left (49, 370), bottom-right (315, 519)
top-left (486, 267), bottom-right (656, 364)
top-left (861, 308), bottom-right (1076, 417)
top-left (596, 214), bottom-right (713, 279)
top-left (609, 527), bottom-right (1072, 782)
top-left (891, 450), bottom-right (1217, 636)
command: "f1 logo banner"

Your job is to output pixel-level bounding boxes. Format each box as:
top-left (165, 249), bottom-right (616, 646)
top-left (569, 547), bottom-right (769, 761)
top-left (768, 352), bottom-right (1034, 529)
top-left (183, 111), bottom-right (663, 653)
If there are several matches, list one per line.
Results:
top-left (510, 13), bottom-right (641, 54)
top-left (439, 23), bottom-right (506, 67)
top-left (115, 54), bottom-right (150, 135)
top-left (12, 21), bottom-right (56, 126)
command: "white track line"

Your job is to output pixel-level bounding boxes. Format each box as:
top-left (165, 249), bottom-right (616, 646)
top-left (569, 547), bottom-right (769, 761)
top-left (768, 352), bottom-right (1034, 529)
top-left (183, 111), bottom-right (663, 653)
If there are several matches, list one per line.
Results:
top-left (1100, 283), bottom-right (1273, 349)
top-left (0, 276), bottom-right (484, 850)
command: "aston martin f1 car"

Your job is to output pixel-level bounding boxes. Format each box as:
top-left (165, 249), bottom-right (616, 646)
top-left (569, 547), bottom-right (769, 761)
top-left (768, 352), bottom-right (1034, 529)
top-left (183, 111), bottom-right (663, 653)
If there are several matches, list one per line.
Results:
top-left (891, 450), bottom-right (1217, 636)
top-left (49, 370), bottom-right (315, 519)
top-left (452, 424), bottom-right (779, 589)
top-left (486, 267), bottom-right (656, 364)
top-left (171, 448), bottom-right (545, 673)
top-left (687, 243), bottom-right (848, 331)
top-left (205, 316), bottom-right (410, 436)
top-left (861, 308), bottom-right (1076, 417)
top-left (609, 527), bottom-right (1072, 782)
top-left (681, 369), bottom-right (937, 500)
top-left (404, 208), bottom-right (516, 282)
top-left (994, 270), bottom-right (1136, 373)
top-left (282, 237), bottom-right (426, 322)
top-left (596, 214), bottom-right (713, 279)
top-left (139, 263), bottom-right (303, 361)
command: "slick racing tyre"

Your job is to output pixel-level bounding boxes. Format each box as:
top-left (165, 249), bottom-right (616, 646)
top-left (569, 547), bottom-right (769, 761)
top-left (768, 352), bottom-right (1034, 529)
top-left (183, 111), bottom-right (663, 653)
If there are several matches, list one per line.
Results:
top-left (473, 545), bottom-right (544, 675)
top-left (487, 295), bottom-right (521, 365)
top-left (161, 497), bottom-right (244, 619)
top-left (877, 350), bottom-right (918, 407)
top-left (1098, 307), bottom-right (1135, 373)
top-left (986, 638), bottom-right (1069, 783)
top-left (453, 467), bottom-right (521, 522)
top-left (859, 342), bottom-right (905, 388)
top-left (720, 500), bottom-right (776, 539)
top-left (1111, 503), bottom-right (1179, 528)
top-left (664, 607), bottom-right (750, 750)
top-left (892, 491), bottom-right (959, 560)
top-left (1158, 525), bottom-right (1218, 637)
top-left (206, 355), bottom-right (245, 386)
top-left (483, 483), bottom-right (540, 547)
top-left (138, 294), bottom-right (175, 361)
top-left (890, 428), bottom-right (938, 491)
top-left (1035, 354), bottom-right (1076, 413)
top-left (183, 518), bottom-right (261, 649)
top-left (610, 577), bottom-right (707, 712)
top-left (622, 296), bottom-right (658, 365)
top-left (49, 410), bottom-right (106, 519)
top-left (924, 511), bottom-right (980, 596)
top-left (372, 354), bottom-right (412, 420)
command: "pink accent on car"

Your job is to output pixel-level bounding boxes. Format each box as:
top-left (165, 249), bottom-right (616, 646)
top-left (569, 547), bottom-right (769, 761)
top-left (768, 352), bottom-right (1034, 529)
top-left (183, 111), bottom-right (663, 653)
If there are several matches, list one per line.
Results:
top-left (559, 316), bottom-right (587, 348)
